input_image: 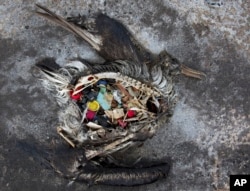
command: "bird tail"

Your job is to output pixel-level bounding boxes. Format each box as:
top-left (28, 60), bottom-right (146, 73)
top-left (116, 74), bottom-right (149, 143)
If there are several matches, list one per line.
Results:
top-left (35, 4), bottom-right (102, 51)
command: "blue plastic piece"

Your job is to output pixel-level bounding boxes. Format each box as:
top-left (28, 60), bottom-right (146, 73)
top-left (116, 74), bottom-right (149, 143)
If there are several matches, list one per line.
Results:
top-left (97, 92), bottom-right (110, 110)
top-left (99, 86), bottom-right (107, 94)
top-left (97, 80), bottom-right (108, 86)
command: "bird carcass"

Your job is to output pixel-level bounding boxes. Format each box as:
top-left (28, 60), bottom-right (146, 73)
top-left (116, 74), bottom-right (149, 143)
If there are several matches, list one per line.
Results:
top-left (35, 4), bottom-right (204, 186)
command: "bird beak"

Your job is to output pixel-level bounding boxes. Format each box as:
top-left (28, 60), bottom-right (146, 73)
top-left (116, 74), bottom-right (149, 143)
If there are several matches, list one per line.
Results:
top-left (180, 64), bottom-right (206, 79)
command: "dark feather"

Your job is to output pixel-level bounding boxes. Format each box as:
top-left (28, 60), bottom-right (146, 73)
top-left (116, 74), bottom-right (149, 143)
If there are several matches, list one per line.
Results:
top-left (77, 162), bottom-right (170, 186)
top-left (36, 4), bottom-right (102, 51)
top-left (35, 4), bottom-right (205, 79)
top-left (36, 4), bottom-right (152, 72)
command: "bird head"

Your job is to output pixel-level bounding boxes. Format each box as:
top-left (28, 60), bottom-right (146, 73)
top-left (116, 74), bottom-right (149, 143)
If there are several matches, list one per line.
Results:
top-left (72, 75), bottom-right (99, 95)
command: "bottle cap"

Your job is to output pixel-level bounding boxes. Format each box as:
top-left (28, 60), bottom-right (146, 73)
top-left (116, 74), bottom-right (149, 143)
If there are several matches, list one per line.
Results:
top-left (97, 80), bottom-right (108, 86)
top-left (87, 100), bottom-right (100, 111)
top-left (70, 90), bottom-right (82, 101)
top-left (86, 110), bottom-right (96, 120)
top-left (127, 110), bottom-right (136, 118)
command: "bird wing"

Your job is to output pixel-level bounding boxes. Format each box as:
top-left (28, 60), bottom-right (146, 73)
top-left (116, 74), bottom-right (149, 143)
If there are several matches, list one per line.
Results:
top-left (35, 4), bottom-right (103, 51)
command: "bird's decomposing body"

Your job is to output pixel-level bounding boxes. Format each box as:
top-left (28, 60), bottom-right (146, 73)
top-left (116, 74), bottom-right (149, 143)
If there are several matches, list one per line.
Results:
top-left (35, 4), bottom-right (205, 186)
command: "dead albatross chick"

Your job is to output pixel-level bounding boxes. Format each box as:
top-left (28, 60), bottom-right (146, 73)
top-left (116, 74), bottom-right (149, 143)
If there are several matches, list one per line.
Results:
top-left (35, 4), bottom-right (205, 186)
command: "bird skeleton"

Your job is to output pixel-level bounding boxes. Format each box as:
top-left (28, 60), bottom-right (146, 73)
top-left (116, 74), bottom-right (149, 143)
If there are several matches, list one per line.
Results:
top-left (35, 4), bottom-right (205, 186)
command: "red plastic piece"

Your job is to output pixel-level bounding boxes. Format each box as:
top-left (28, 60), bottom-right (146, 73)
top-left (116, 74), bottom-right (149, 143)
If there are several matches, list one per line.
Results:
top-left (118, 119), bottom-right (127, 128)
top-left (69, 86), bottom-right (83, 101)
top-left (127, 110), bottom-right (136, 118)
top-left (86, 110), bottom-right (96, 120)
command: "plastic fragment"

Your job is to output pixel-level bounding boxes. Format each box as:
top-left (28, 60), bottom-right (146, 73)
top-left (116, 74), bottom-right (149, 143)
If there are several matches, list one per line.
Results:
top-left (86, 110), bottom-right (96, 120)
top-left (113, 90), bottom-right (122, 104)
top-left (97, 79), bottom-right (108, 86)
top-left (118, 119), bottom-right (127, 128)
top-left (86, 122), bottom-right (103, 129)
top-left (70, 86), bottom-right (83, 101)
top-left (127, 110), bottom-right (136, 118)
top-left (87, 100), bottom-right (100, 111)
top-left (97, 90), bottom-right (111, 110)
top-left (99, 86), bottom-right (107, 94)
top-left (70, 74), bottom-right (159, 130)
top-left (105, 108), bottom-right (124, 120)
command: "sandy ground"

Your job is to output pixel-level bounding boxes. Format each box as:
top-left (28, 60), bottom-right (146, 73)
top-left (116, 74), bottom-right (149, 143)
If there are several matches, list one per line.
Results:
top-left (0, 0), bottom-right (249, 191)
